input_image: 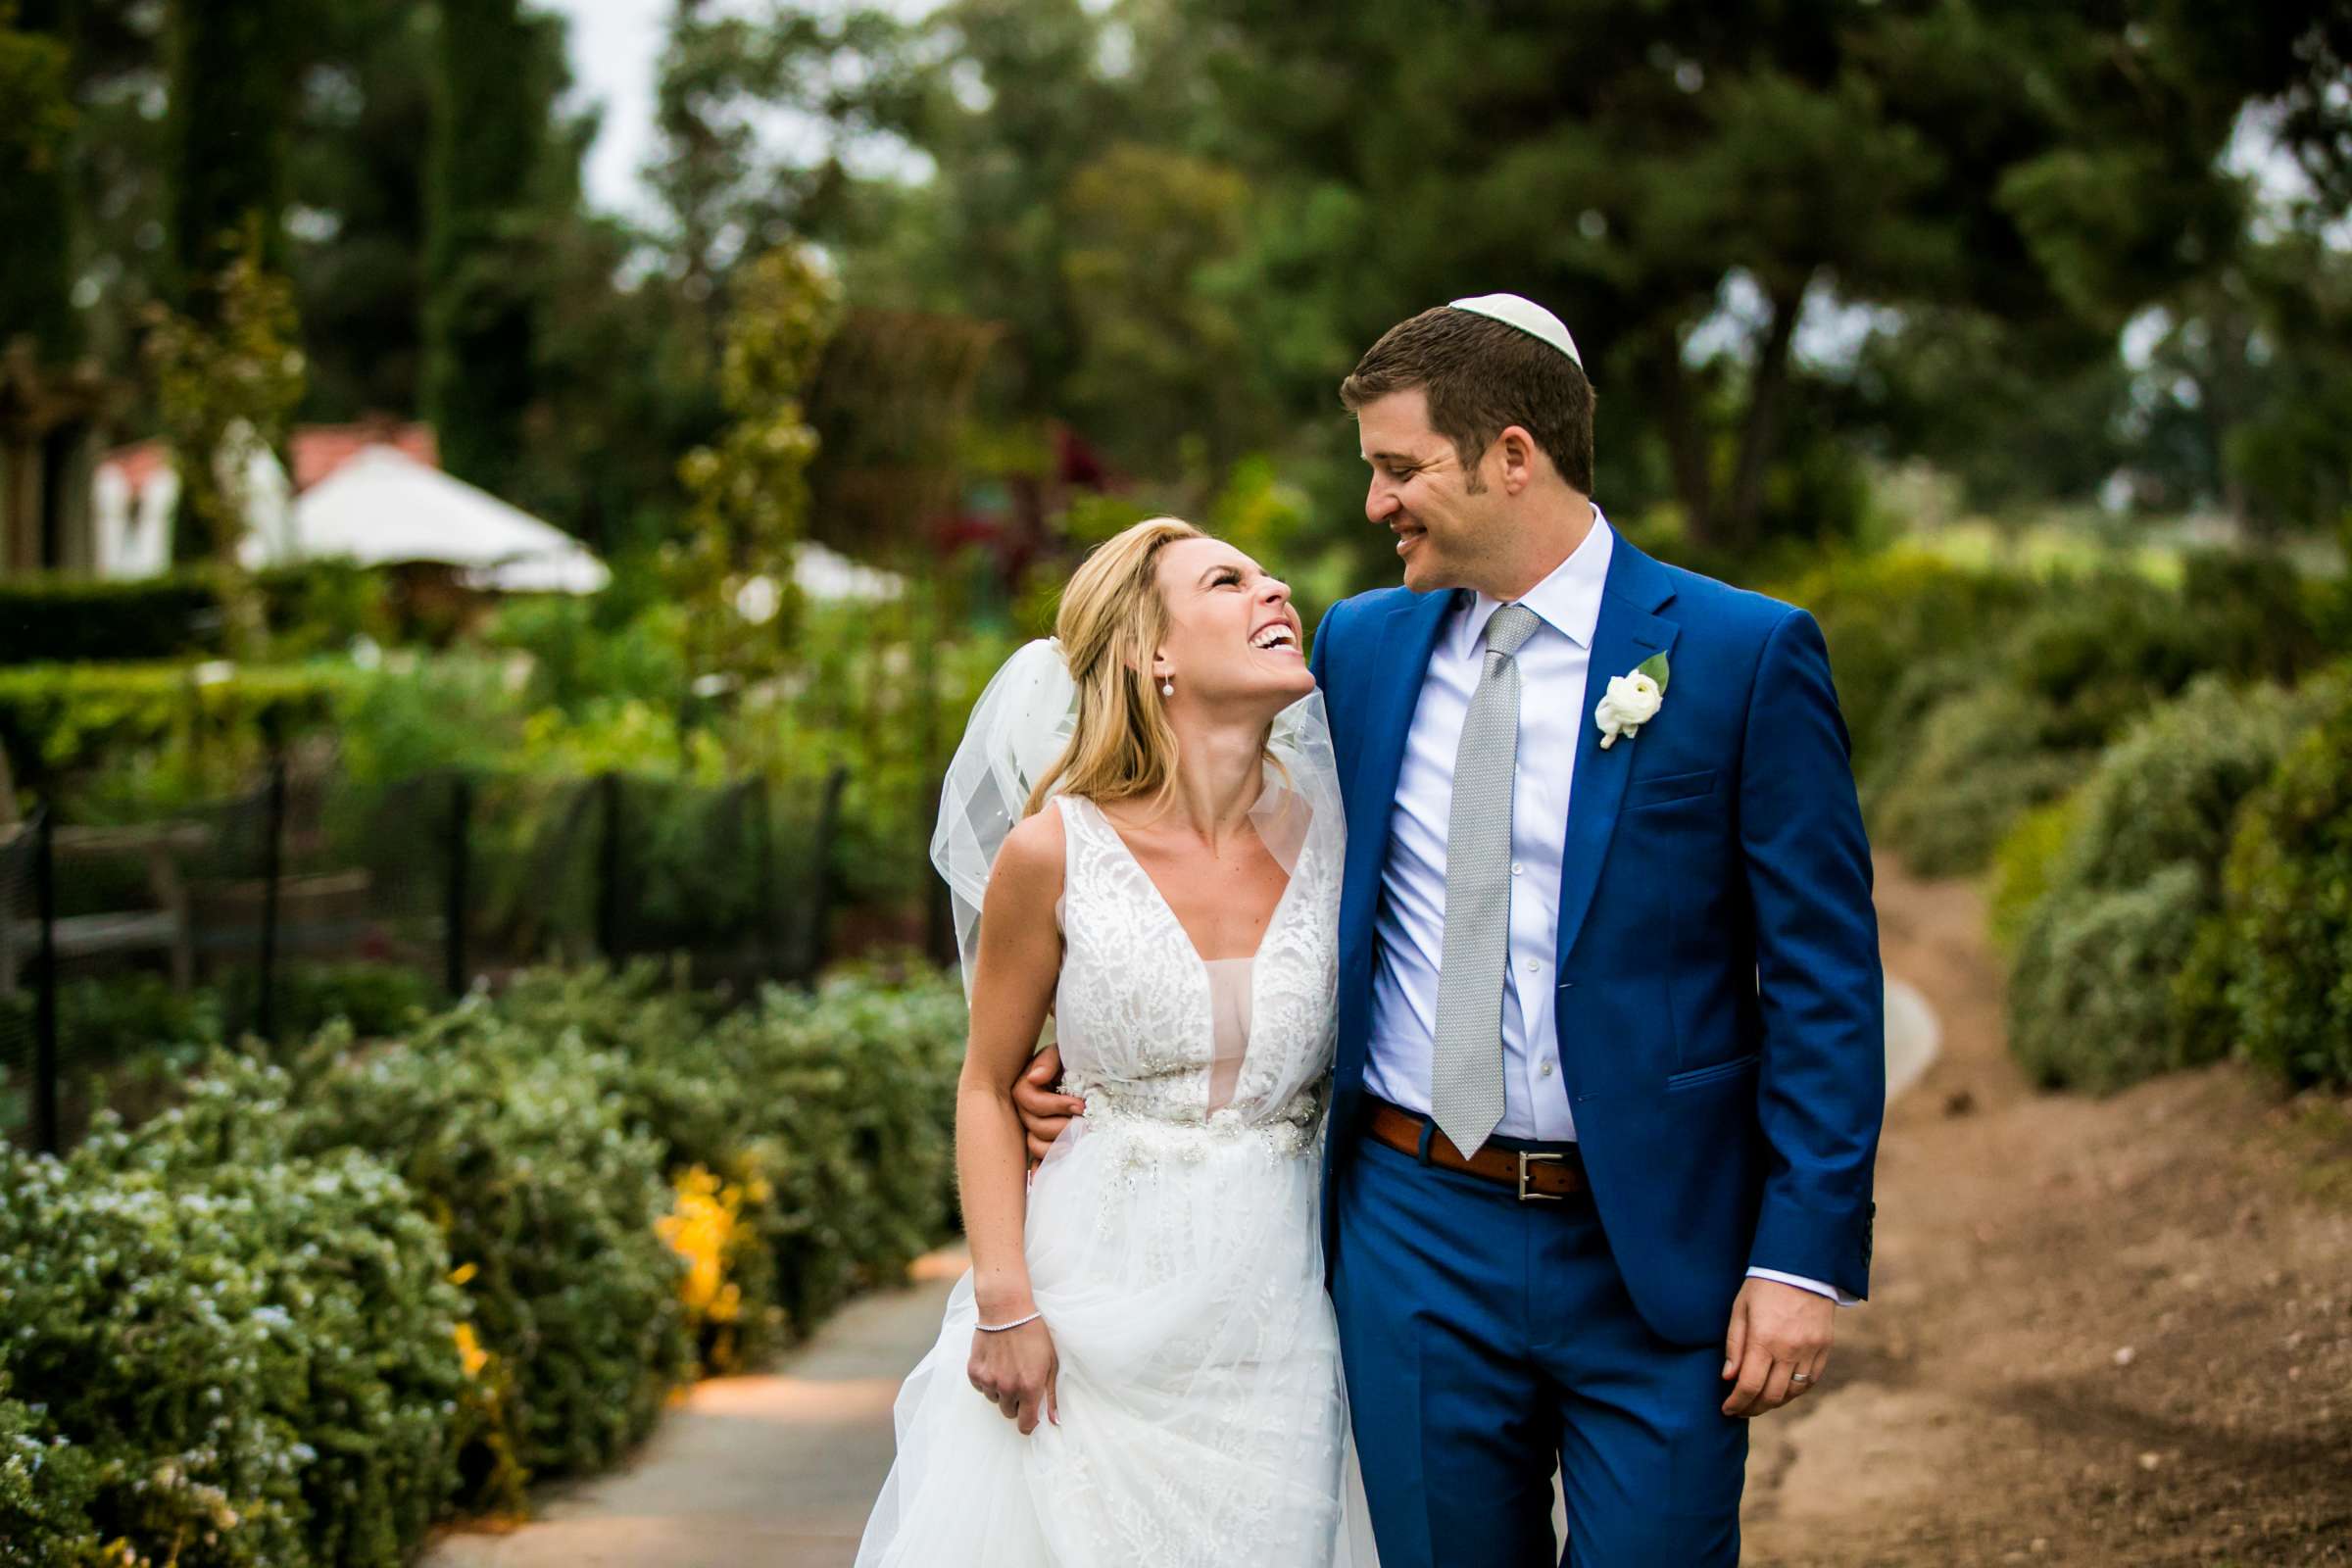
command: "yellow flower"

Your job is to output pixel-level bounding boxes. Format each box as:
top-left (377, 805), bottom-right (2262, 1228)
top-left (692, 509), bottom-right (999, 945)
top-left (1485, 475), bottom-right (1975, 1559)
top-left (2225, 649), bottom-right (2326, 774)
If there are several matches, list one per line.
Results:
top-left (454, 1321), bottom-right (489, 1379)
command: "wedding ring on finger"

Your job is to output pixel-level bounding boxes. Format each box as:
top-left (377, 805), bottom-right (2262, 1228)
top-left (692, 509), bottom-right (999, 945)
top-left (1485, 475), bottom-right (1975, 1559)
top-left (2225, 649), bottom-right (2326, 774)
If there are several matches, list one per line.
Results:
top-left (1789, 1372), bottom-right (1814, 1386)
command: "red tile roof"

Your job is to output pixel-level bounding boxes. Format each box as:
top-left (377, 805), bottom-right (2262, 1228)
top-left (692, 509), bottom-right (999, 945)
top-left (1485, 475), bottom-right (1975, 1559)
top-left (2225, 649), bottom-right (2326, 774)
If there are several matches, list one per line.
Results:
top-left (98, 420), bottom-right (440, 496)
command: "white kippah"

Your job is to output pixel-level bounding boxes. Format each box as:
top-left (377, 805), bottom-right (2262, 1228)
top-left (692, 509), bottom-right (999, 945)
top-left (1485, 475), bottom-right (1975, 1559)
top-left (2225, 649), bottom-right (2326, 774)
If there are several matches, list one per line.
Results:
top-left (1446, 293), bottom-right (1583, 368)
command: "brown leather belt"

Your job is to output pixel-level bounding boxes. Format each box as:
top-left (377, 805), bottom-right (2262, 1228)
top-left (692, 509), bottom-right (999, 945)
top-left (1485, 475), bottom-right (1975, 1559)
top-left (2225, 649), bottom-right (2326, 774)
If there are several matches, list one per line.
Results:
top-left (1365, 1102), bottom-right (1590, 1201)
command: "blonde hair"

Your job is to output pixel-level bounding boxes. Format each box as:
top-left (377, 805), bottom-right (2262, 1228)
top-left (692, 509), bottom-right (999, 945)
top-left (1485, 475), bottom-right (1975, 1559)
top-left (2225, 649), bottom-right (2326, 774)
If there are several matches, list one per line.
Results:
top-left (1026, 516), bottom-right (1281, 816)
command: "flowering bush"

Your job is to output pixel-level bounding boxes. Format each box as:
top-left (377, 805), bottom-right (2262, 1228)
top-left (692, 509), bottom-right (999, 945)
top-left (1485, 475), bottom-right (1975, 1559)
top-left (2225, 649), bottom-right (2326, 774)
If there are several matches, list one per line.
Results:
top-left (281, 1017), bottom-right (693, 1510)
top-left (0, 962), bottom-right (969, 1561)
top-left (480, 962), bottom-right (966, 1354)
top-left (0, 1065), bottom-right (467, 1567)
top-left (1, 1373), bottom-right (109, 1566)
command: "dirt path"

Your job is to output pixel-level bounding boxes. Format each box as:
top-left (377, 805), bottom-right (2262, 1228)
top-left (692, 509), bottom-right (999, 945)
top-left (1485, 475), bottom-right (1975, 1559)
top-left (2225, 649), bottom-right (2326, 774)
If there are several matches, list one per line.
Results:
top-left (1742, 856), bottom-right (2352, 1566)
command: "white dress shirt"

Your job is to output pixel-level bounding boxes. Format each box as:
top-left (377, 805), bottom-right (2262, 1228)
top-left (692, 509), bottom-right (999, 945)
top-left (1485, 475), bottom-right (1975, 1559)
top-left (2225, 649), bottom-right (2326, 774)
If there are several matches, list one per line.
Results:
top-left (1361, 506), bottom-right (1849, 1305)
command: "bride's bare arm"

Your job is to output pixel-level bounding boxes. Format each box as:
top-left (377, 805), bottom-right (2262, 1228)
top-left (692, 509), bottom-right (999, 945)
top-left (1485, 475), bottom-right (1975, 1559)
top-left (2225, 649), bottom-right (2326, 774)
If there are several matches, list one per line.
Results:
top-left (956, 807), bottom-right (1065, 1432)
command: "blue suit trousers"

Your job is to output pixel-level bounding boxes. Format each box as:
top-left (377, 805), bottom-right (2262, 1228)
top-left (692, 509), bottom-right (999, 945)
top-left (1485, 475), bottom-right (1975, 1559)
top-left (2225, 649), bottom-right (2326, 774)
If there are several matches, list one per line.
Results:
top-left (1331, 1124), bottom-right (1747, 1567)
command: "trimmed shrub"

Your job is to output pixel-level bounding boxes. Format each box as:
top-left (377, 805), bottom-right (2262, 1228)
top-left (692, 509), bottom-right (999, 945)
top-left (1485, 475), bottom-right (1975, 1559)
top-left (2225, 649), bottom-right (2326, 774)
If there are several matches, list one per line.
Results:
top-left (1863, 555), bottom-right (2334, 875)
top-left (1999, 675), bottom-right (2330, 1091)
top-left (2008, 864), bottom-right (2210, 1091)
top-left (0, 575), bottom-right (219, 665)
top-left (1987, 793), bottom-right (2080, 958)
top-left (0, 1373), bottom-right (109, 1567)
top-left (481, 963), bottom-right (966, 1360)
top-left (745, 971), bottom-right (968, 1292)
top-left (463, 966), bottom-right (794, 1373)
top-left (0, 973), bottom-right (217, 1072)
top-left (222, 961), bottom-right (434, 1042)
top-left (0, 1063), bottom-right (467, 1568)
top-left (0, 564), bottom-right (387, 668)
top-left (0, 662), bottom-right (360, 806)
top-left (280, 1018), bottom-right (693, 1509)
top-left (1778, 551), bottom-right (2041, 775)
top-left (1867, 683), bottom-right (2088, 876)
top-left (0, 960), bottom-right (970, 1563)
top-left (2210, 671), bottom-right (2352, 1088)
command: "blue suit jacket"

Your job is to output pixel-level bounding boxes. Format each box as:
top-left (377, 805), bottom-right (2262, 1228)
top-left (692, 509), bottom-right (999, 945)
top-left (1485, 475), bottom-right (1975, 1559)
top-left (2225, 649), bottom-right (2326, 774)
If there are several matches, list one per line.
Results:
top-left (1308, 532), bottom-right (1885, 1347)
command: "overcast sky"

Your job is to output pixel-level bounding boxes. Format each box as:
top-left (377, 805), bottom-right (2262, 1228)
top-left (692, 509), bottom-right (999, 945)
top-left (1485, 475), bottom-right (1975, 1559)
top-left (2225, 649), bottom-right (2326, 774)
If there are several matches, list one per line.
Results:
top-left (545, 0), bottom-right (674, 226)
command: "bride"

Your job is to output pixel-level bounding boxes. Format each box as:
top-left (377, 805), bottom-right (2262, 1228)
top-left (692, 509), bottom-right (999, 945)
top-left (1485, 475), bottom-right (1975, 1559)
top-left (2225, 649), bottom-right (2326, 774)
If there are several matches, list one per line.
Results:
top-left (855, 516), bottom-right (1372, 1566)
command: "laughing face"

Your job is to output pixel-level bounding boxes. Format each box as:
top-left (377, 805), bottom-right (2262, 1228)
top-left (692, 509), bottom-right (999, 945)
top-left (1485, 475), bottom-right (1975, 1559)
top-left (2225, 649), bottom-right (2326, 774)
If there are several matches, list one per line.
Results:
top-left (1151, 537), bottom-right (1313, 713)
top-left (1355, 385), bottom-right (1504, 595)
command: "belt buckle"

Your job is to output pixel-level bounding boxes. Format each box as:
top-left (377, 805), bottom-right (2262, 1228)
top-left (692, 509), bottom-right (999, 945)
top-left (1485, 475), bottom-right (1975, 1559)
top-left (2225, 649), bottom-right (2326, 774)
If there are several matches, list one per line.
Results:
top-left (1516, 1151), bottom-right (1565, 1201)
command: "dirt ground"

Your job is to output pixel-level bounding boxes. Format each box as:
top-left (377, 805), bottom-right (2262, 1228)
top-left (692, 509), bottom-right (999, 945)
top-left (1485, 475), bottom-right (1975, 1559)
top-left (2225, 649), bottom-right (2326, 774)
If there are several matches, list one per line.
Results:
top-left (1741, 856), bottom-right (2352, 1567)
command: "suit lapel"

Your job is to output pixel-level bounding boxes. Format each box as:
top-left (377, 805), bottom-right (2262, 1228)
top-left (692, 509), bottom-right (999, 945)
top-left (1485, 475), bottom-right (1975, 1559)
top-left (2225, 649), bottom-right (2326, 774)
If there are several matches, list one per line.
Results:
top-left (1338, 589), bottom-right (1457, 979)
top-left (1553, 538), bottom-right (1680, 970)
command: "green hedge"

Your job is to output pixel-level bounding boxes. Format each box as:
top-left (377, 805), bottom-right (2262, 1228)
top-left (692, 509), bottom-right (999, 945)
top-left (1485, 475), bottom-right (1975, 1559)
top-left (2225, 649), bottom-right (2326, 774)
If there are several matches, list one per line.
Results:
top-left (0, 564), bottom-right (388, 668)
top-left (1998, 675), bottom-right (2326, 1091)
top-left (0, 964), bottom-right (968, 1562)
top-left (1, 1084), bottom-right (467, 1567)
top-left (1777, 551), bottom-right (2043, 777)
top-left (1817, 552), bottom-right (2334, 875)
top-left (1, 1369), bottom-right (109, 1566)
top-left (2205, 671), bottom-right (2352, 1088)
top-left (0, 661), bottom-right (362, 807)
top-left (285, 1015), bottom-right (694, 1508)
top-left (1993, 669), bottom-right (2346, 1093)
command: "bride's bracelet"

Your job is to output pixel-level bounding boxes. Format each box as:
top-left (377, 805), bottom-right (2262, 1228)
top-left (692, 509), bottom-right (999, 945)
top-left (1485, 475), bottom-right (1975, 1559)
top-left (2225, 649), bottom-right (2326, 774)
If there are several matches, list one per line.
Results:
top-left (975, 1309), bottom-right (1043, 1334)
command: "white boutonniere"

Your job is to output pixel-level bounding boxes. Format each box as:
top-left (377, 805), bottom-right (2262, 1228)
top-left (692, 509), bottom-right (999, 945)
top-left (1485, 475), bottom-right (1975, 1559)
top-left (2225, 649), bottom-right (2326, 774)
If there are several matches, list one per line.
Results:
top-left (1594, 653), bottom-right (1669, 749)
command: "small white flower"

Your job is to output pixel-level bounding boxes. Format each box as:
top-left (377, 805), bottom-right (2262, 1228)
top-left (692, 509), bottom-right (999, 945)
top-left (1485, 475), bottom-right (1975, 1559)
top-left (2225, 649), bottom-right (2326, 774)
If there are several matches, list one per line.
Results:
top-left (1594, 662), bottom-right (1667, 749)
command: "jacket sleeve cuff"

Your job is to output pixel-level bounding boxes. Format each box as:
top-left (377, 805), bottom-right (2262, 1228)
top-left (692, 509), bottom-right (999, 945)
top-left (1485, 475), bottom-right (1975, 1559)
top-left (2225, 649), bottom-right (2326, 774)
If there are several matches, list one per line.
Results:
top-left (1748, 1193), bottom-right (1874, 1301)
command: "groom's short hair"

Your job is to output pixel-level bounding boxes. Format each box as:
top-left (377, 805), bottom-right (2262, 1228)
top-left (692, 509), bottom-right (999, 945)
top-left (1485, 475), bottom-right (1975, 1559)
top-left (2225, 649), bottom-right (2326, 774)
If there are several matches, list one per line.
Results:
top-left (1340, 307), bottom-right (1594, 495)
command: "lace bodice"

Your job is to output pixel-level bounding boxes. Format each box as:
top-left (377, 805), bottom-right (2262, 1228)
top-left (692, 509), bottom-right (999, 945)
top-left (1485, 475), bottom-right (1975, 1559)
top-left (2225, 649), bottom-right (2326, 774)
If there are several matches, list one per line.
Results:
top-left (1052, 789), bottom-right (1340, 1138)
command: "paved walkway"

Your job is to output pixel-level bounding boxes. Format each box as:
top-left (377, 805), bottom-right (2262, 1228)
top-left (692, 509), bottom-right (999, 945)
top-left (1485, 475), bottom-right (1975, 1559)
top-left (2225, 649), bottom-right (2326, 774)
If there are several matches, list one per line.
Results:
top-left (423, 977), bottom-right (1936, 1568)
top-left (419, 1251), bottom-right (962, 1568)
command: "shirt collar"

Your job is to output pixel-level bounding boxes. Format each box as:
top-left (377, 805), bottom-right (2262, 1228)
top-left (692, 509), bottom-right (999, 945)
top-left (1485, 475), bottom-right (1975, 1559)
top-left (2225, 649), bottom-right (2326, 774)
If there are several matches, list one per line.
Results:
top-left (1457, 503), bottom-right (1614, 656)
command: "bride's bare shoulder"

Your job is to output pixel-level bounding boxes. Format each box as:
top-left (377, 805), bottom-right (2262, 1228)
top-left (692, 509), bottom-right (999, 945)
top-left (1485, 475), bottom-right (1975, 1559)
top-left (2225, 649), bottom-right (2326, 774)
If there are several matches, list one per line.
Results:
top-left (987, 800), bottom-right (1068, 908)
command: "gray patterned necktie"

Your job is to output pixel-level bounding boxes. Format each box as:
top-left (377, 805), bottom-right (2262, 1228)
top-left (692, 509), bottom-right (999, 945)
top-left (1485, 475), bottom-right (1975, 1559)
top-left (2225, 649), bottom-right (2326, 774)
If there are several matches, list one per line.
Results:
top-left (1430, 602), bottom-right (1543, 1159)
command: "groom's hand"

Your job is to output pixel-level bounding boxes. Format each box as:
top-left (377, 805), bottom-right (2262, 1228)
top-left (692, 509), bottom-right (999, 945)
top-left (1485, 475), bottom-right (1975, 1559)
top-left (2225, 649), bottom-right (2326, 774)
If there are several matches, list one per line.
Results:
top-left (1010, 1046), bottom-right (1086, 1163)
top-left (1721, 1278), bottom-right (1835, 1417)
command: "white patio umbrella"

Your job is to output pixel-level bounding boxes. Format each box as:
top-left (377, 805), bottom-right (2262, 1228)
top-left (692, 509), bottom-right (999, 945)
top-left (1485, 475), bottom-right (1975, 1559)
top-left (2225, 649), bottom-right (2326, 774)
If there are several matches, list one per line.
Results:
top-left (280, 445), bottom-right (609, 593)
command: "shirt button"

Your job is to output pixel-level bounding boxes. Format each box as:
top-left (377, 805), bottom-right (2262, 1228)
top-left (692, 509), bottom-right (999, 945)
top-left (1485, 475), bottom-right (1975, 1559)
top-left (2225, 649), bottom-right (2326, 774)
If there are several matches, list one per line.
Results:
top-left (1510, 861), bottom-right (1523, 876)
top-left (1524, 957), bottom-right (1542, 973)
top-left (1539, 1059), bottom-right (1555, 1078)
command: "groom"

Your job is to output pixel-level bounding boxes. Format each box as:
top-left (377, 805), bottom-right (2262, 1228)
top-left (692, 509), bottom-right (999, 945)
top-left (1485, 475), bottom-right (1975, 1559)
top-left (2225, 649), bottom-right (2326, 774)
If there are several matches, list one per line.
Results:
top-left (1020, 295), bottom-right (1884, 1565)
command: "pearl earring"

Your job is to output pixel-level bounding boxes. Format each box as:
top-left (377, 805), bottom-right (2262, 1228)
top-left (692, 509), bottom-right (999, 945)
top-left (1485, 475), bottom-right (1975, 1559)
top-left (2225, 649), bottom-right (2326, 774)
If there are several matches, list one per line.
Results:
top-left (1160, 677), bottom-right (1174, 697)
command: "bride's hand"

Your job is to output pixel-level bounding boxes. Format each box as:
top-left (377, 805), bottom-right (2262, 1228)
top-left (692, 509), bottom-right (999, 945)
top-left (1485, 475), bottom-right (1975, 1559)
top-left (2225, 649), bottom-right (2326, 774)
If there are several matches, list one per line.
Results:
top-left (969, 1318), bottom-right (1060, 1434)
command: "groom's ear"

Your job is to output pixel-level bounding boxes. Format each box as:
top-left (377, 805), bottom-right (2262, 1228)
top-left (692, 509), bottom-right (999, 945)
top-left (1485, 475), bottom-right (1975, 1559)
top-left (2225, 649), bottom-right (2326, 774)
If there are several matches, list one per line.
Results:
top-left (1494, 424), bottom-right (1542, 496)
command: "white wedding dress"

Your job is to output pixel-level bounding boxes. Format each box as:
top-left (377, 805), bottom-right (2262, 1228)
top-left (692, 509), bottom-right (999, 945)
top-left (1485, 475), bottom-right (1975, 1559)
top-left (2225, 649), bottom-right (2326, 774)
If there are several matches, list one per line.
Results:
top-left (856, 786), bottom-right (1373, 1567)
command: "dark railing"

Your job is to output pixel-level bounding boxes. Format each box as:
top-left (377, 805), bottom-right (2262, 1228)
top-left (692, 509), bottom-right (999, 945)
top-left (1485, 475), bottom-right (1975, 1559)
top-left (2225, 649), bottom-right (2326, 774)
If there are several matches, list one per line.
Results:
top-left (0, 763), bottom-right (850, 1156)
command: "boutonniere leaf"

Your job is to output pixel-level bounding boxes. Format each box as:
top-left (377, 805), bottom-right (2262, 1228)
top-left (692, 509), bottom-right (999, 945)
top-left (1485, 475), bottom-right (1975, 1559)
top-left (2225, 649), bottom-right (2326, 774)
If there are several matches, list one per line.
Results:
top-left (1635, 652), bottom-right (1670, 692)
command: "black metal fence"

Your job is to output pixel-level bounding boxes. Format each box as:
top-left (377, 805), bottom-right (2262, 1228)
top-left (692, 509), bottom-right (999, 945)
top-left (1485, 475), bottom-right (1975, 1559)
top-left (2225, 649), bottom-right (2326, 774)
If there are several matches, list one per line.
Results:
top-left (0, 763), bottom-right (849, 1156)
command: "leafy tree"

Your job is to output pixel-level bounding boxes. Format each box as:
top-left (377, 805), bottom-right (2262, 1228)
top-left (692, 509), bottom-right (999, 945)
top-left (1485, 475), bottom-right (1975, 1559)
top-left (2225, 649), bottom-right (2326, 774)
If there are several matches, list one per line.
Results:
top-left (165, 0), bottom-right (297, 308)
top-left (1180, 0), bottom-right (2324, 552)
top-left (141, 221), bottom-right (306, 658)
top-left (284, 0), bottom-right (438, 423)
top-left (670, 243), bottom-right (841, 691)
top-left (422, 0), bottom-right (554, 493)
top-left (0, 0), bottom-right (78, 361)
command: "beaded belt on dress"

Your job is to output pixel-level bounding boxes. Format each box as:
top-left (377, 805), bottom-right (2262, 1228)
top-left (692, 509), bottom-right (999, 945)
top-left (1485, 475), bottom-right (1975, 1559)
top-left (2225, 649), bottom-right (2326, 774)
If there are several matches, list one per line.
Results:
top-left (1068, 1081), bottom-right (1322, 1161)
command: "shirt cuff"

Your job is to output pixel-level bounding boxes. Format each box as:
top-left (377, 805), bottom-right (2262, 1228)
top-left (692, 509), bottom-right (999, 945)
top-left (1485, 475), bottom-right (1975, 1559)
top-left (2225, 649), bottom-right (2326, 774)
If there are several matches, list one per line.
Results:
top-left (1745, 1266), bottom-right (1860, 1307)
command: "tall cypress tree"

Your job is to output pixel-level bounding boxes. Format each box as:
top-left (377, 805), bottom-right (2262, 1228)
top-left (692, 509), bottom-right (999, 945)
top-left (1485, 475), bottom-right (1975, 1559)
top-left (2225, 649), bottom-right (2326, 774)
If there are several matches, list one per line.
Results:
top-left (165, 0), bottom-right (296, 315)
top-left (422, 0), bottom-right (545, 491)
top-left (0, 0), bottom-right (77, 361)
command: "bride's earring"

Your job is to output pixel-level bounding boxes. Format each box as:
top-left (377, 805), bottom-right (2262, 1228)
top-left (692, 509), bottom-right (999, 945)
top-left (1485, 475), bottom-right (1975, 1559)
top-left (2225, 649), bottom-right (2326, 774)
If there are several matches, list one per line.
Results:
top-left (1160, 675), bottom-right (1175, 697)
